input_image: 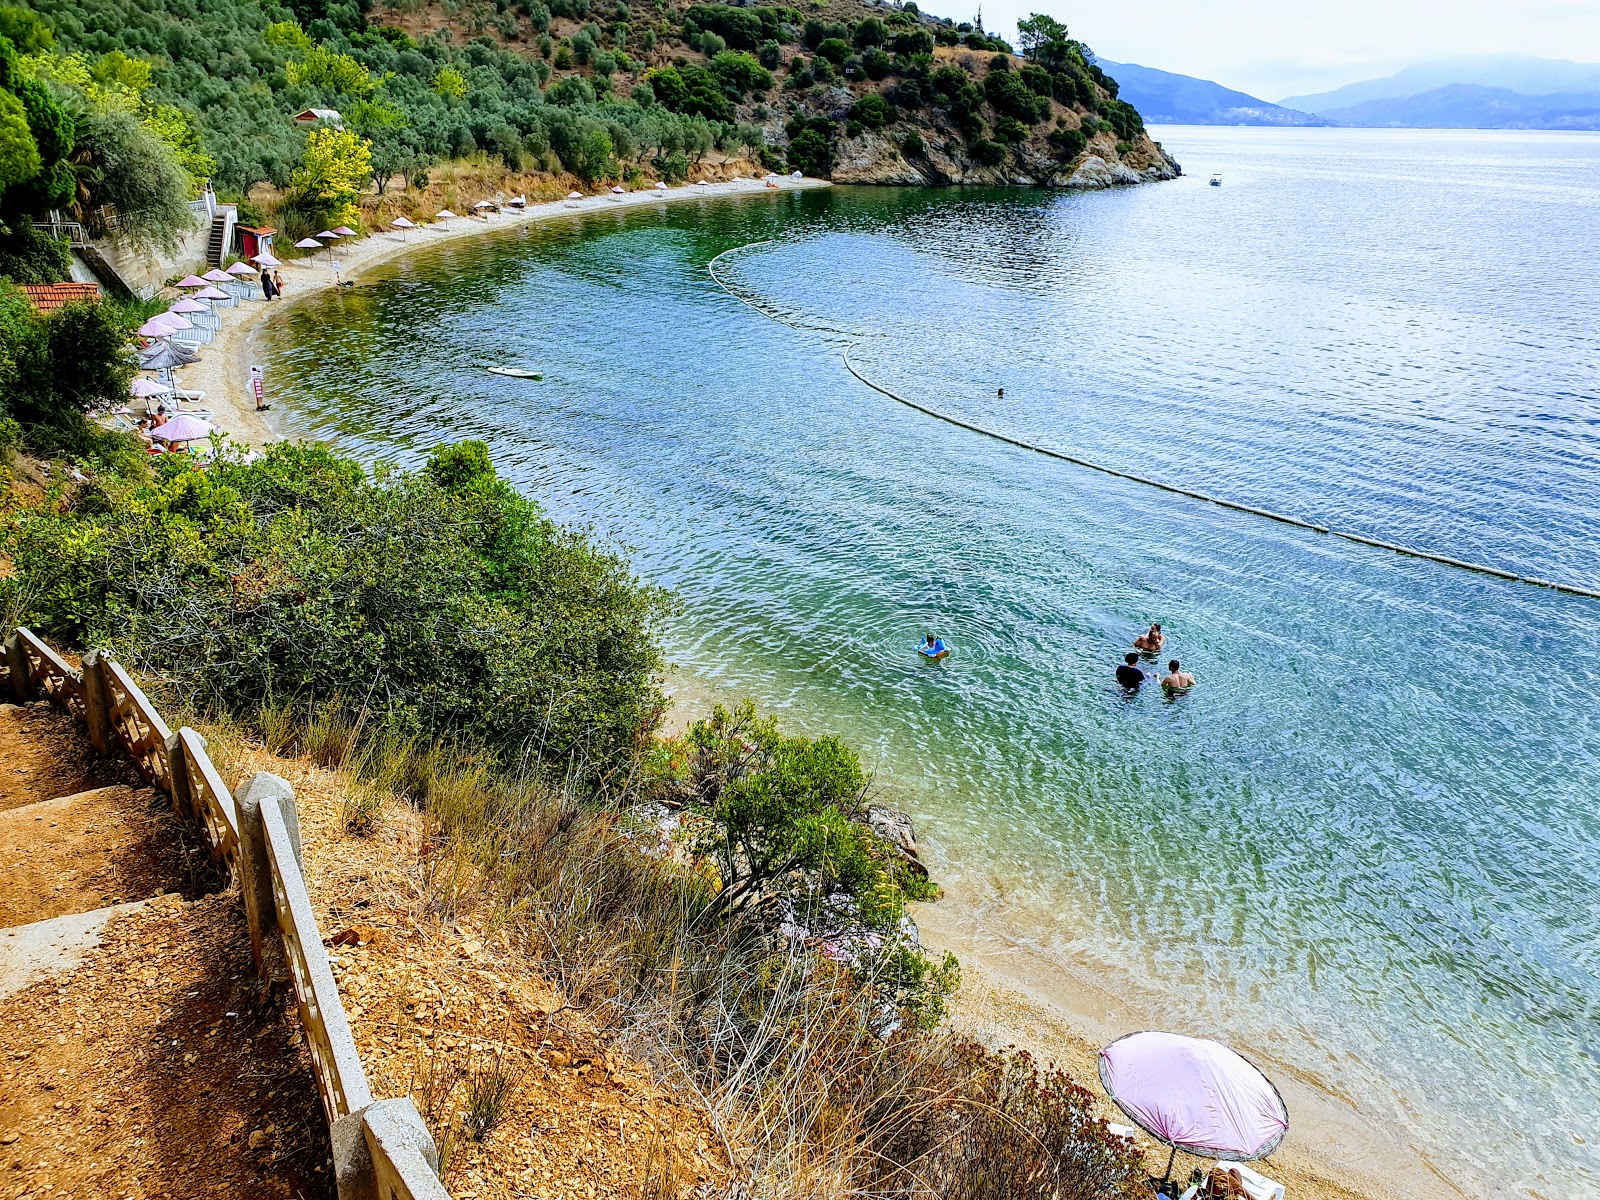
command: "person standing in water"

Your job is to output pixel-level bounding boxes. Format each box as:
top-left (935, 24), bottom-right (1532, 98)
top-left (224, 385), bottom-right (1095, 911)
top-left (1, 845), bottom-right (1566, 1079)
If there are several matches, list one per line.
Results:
top-left (1133, 623), bottom-right (1164, 654)
top-left (1161, 659), bottom-right (1195, 695)
top-left (1116, 652), bottom-right (1146, 692)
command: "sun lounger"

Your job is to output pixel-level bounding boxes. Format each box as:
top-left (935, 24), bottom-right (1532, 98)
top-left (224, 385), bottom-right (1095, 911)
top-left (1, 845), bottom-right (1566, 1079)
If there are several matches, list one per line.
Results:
top-left (1210, 1162), bottom-right (1284, 1200)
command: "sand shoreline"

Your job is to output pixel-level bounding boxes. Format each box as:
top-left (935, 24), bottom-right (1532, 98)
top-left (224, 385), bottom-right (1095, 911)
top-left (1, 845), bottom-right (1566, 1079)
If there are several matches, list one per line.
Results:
top-left (176, 175), bottom-right (832, 446)
top-left (180, 184), bottom-right (1456, 1200)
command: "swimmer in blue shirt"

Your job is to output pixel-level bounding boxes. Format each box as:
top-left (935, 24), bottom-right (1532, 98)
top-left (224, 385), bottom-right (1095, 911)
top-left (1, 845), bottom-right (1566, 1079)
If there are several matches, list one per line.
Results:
top-left (919, 633), bottom-right (949, 661)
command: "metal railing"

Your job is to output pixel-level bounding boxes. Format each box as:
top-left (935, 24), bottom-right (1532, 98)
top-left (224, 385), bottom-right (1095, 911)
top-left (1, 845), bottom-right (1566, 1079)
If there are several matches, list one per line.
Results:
top-left (2, 627), bottom-right (449, 1200)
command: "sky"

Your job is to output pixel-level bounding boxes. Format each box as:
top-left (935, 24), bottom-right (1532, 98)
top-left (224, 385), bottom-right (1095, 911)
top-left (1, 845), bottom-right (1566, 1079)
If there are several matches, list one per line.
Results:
top-left (970, 1), bottom-right (1600, 100)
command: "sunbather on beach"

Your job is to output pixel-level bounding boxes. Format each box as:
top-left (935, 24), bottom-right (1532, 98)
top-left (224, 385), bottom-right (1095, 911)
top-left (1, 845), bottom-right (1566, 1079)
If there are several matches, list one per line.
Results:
top-left (1133, 623), bottom-right (1164, 653)
top-left (1161, 659), bottom-right (1195, 695)
top-left (1116, 652), bottom-right (1146, 691)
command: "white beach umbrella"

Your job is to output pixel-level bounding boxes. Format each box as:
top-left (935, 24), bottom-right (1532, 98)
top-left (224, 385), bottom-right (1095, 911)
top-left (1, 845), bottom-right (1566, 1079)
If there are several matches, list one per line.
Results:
top-left (473, 200), bottom-right (495, 210)
top-left (149, 414), bottom-right (216, 444)
top-left (436, 209), bottom-right (457, 224)
top-left (509, 194), bottom-right (526, 207)
top-left (792, 170), bottom-right (802, 179)
top-left (653, 181), bottom-right (668, 190)
top-left (610, 185), bottom-right (625, 193)
top-left (566, 191), bottom-right (583, 200)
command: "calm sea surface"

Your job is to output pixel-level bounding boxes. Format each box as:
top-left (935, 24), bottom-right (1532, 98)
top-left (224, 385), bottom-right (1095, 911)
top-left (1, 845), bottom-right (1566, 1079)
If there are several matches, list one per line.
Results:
top-left (268, 128), bottom-right (1600, 1198)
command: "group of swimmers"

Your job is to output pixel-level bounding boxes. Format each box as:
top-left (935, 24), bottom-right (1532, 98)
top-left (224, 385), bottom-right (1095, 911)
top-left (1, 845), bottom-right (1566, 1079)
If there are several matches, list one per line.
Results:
top-left (1116, 623), bottom-right (1195, 696)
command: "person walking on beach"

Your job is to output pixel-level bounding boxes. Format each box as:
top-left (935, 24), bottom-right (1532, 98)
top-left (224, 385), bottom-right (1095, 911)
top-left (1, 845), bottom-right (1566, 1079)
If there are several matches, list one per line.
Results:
top-left (260, 271), bottom-right (276, 301)
top-left (1116, 652), bottom-right (1146, 692)
top-left (1161, 659), bottom-right (1195, 695)
top-left (1133, 623), bottom-right (1164, 654)
top-left (272, 270), bottom-right (285, 298)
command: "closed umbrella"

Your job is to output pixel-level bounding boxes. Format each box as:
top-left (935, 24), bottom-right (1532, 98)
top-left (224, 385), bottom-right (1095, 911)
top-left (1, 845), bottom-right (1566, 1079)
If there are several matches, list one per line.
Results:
top-left (1099, 1032), bottom-right (1289, 1184)
top-left (140, 343), bottom-right (198, 369)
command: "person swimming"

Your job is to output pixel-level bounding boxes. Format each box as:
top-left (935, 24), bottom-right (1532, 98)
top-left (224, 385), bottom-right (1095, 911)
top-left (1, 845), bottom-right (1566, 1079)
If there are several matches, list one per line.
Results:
top-left (1133, 623), bottom-right (1164, 654)
top-left (1116, 652), bottom-right (1146, 691)
top-left (919, 633), bottom-right (949, 660)
top-left (1161, 659), bottom-right (1195, 695)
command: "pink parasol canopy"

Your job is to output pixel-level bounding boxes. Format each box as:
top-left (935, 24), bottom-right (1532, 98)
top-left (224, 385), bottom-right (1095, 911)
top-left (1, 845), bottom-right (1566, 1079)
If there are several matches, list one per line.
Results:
top-left (177, 274), bottom-right (208, 288)
top-left (130, 377), bottom-right (173, 398)
top-left (391, 217), bottom-right (415, 228)
top-left (226, 261), bottom-right (256, 276)
top-left (149, 414), bottom-right (216, 443)
top-left (435, 209), bottom-right (457, 220)
top-left (334, 225), bottom-right (357, 236)
top-left (203, 269), bottom-right (232, 283)
top-left (169, 298), bottom-right (209, 314)
top-left (195, 286), bottom-right (230, 300)
top-left (316, 229), bottom-right (339, 240)
top-left (252, 253), bottom-right (282, 267)
top-left (294, 237), bottom-right (322, 249)
top-left (1099, 1033), bottom-right (1288, 1165)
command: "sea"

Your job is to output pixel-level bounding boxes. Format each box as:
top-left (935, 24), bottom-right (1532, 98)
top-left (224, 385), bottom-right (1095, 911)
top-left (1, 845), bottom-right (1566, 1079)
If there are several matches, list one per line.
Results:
top-left (267, 127), bottom-right (1600, 1199)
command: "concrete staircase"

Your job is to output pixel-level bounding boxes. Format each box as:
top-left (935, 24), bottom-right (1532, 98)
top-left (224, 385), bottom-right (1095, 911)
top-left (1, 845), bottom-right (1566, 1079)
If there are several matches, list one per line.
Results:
top-left (0, 701), bottom-right (335, 1199)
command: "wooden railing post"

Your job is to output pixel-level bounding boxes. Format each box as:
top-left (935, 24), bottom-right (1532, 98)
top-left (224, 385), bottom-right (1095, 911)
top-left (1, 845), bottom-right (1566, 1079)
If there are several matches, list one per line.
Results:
top-left (80, 650), bottom-right (113, 755)
top-left (5, 631), bottom-right (30, 702)
top-left (236, 771), bottom-right (299, 979)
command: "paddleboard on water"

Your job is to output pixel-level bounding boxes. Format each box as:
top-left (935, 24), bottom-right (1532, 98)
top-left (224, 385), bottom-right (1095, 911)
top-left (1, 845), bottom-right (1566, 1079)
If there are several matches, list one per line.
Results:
top-left (486, 366), bottom-right (543, 379)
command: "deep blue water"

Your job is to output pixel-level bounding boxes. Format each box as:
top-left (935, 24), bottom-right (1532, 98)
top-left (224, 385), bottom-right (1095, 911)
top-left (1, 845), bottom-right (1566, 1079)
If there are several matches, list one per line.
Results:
top-left (268, 128), bottom-right (1600, 1198)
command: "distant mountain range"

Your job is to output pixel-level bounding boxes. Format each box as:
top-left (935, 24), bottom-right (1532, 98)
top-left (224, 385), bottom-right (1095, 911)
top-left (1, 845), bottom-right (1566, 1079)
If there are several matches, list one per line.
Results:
top-left (1281, 56), bottom-right (1600, 130)
top-left (1096, 60), bottom-right (1327, 127)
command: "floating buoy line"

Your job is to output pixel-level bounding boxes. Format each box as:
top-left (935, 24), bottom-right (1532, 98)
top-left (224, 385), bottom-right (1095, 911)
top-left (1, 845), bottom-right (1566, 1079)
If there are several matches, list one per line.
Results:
top-left (707, 241), bottom-right (1600, 602)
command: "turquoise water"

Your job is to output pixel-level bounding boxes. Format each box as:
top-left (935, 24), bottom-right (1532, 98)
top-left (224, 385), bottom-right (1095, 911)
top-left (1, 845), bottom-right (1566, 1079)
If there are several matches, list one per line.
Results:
top-left (268, 129), bottom-right (1600, 1198)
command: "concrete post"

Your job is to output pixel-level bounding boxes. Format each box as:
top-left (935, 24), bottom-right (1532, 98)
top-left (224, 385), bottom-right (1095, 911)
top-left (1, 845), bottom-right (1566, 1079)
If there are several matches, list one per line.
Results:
top-left (167, 728), bottom-right (196, 822)
top-left (334, 1098), bottom-right (444, 1200)
top-left (5, 632), bottom-right (30, 702)
top-left (80, 651), bottom-right (113, 755)
top-left (235, 771), bottom-right (299, 980)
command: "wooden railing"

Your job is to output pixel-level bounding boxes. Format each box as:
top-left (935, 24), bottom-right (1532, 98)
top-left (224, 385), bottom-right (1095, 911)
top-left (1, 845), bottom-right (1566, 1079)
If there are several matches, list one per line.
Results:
top-left (3, 628), bottom-right (449, 1200)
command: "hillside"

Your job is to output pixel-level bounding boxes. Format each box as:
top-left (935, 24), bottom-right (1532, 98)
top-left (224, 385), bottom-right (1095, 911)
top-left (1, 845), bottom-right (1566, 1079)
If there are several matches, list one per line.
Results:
top-left (1315, 83), bottom-right (1600, 130)
top-left (1096, 58), bottom-right (1325, 127)
top-left (3, 0), bottom-right (1175, 254)
top-left (1281, 55), bottom-right (1600, 129)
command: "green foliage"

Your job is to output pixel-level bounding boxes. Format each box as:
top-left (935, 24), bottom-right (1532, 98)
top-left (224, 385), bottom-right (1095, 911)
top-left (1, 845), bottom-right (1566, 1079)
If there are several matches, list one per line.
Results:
top-left (899, 127), bottom-right (922, 157)
top-left (0, 222), bottom-right (70, 283)
top-left (849, 93), bottom-right (890, 131)
top-left (853, 16), bottom-right (885, 48)
top-left (684, 2), bottom-right (795, 51)
top-left (1047, 124), bottom-right (1086, 160)
top-left (0, 88), bottom-right (40, 195)
top-left (861, 46), bottom-right (891, 80)
top-left (984, 65), bottom-right (1050, 124)
top-left (286, 42), bottom-right (375, 96)
top-left (286, 126), bottom-right (371, 228)
top-left (1015, 12), bottom-right (1067, 61)
top-left (0, 284), bottom-right (135, 444)
top-left (0, 6), bottom-right (53, 55)
top-left (1099, 95), bottom-right (1144, 140)
top-left (72, 109), bottom-right (194, 251)
top-left (969, 136), bottom-right (1004, 166)
top-left (784, 114), bottom-right (831, 177)
top-left (709, 50), bottom-right (772, 96)
top-left (7, 441), bottom-right (672, 782)
top-left (994, 114), bottom-right (1026, 143)
top-left (815, 36), bottom-right (849, 65)
top-left (644, 64), bottom-right (733, 122)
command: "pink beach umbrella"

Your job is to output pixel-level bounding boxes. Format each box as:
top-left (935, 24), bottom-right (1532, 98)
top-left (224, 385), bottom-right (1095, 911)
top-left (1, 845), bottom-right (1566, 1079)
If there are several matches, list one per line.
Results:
top-left (195, 286), bottom-right (229, 301)
top-left (334, 225), bottom-right (357, 237)
top-left (177, 274), bottom-right (208, 288)
top-left (149, 414), bottom-right (216, 444)
top-left (435, 209), bottom-right (457, 228)
top-left (252, 252), bottom-right (282, 268)
top-left (137, 317), bottom-right (173, 338)
top-left (1099, 1032), bottom-right (1289, 1183)
top-left (130, 377), bottom-right (173, 399)
top-left (294, 237), bottom-right (322, 250)
top-left (390, 217), bottom-right (414, 240)
top-left (225, 261), bottom-right (256, 276)
top-left (169, 298), bottom-right (209, 314)
top-left (316, 230), bottom-right (339, 241)
top-left (567, 191), bottom-right (583, 200)
top-left (653, 181), bottom-right (668, 190)
top-left (202, 269), bottom-right (232, 284)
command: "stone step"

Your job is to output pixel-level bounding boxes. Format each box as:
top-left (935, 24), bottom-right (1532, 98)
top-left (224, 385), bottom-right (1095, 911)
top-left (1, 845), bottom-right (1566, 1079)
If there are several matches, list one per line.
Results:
top-left (0, 899), bottom-right (150, 1000)
top-left (0, 786), bottom-right (192, 927)
top-left (0, 701), bottom-right (122, 814)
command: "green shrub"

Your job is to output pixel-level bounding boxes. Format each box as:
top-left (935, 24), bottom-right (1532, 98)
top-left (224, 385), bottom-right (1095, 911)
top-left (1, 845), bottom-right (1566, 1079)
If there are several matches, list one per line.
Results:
top-left (861, 46), bottom-right (891, 80)
top-left (709, 49), bottom-right (772, 96)
top-left (7, 441), bottom-right (672, 784)
top-left (985, 66), bottom-right (1050, 124)
top-left (785, 114), bottom-right (833, 177)
top-left (815, 36), bottom-right (850, 65)
top-left (1047, 125), bottom-right (1087, 160)
top-left (994, 114), bottom-right (1027, 143)
top-left (0, 223), bottom-right (71, 284)
top-left (900, 128), bottom-right (923, 156)
top-left (849, 93), bottom-right (891, 130)
top-left (969, 136), bottom-right (1005, 166)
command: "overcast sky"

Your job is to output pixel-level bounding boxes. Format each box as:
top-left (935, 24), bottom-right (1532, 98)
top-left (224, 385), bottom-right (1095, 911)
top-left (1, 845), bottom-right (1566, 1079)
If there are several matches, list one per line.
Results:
top-left (971, 1), bottom-right (1600, 100)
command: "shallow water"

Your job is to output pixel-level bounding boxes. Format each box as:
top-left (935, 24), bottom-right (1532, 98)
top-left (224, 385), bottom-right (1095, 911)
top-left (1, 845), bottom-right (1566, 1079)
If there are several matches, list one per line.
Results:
top-left (269, 128), bottom-right (1600, 1198)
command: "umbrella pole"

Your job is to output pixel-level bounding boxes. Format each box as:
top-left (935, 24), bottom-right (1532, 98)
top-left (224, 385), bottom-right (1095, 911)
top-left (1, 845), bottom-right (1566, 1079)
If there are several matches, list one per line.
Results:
top-left (1162, 1145), bottom-right (1177, 1186)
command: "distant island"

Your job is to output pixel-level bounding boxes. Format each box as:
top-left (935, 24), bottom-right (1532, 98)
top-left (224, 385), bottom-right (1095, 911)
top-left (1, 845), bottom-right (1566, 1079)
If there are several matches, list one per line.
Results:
top-left (1282, 55), bottom-right (1600, 130)
top-left (1095, 59), bottom-right (1327, 127)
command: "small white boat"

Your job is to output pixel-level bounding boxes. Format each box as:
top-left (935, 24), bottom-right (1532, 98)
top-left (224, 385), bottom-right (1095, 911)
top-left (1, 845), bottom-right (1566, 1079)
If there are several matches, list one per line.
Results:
top-left (486, 366), bottom-right (543, 379)
top-left (1209, 173), bottom-right (1223, 187)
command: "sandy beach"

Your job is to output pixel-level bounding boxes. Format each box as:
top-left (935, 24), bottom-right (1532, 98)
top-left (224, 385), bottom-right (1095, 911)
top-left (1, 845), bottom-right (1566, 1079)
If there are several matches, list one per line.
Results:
top-left (169, 175), bottom-right (831, 446)
top-left (173, 176), bottom-right (1464, 1200)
